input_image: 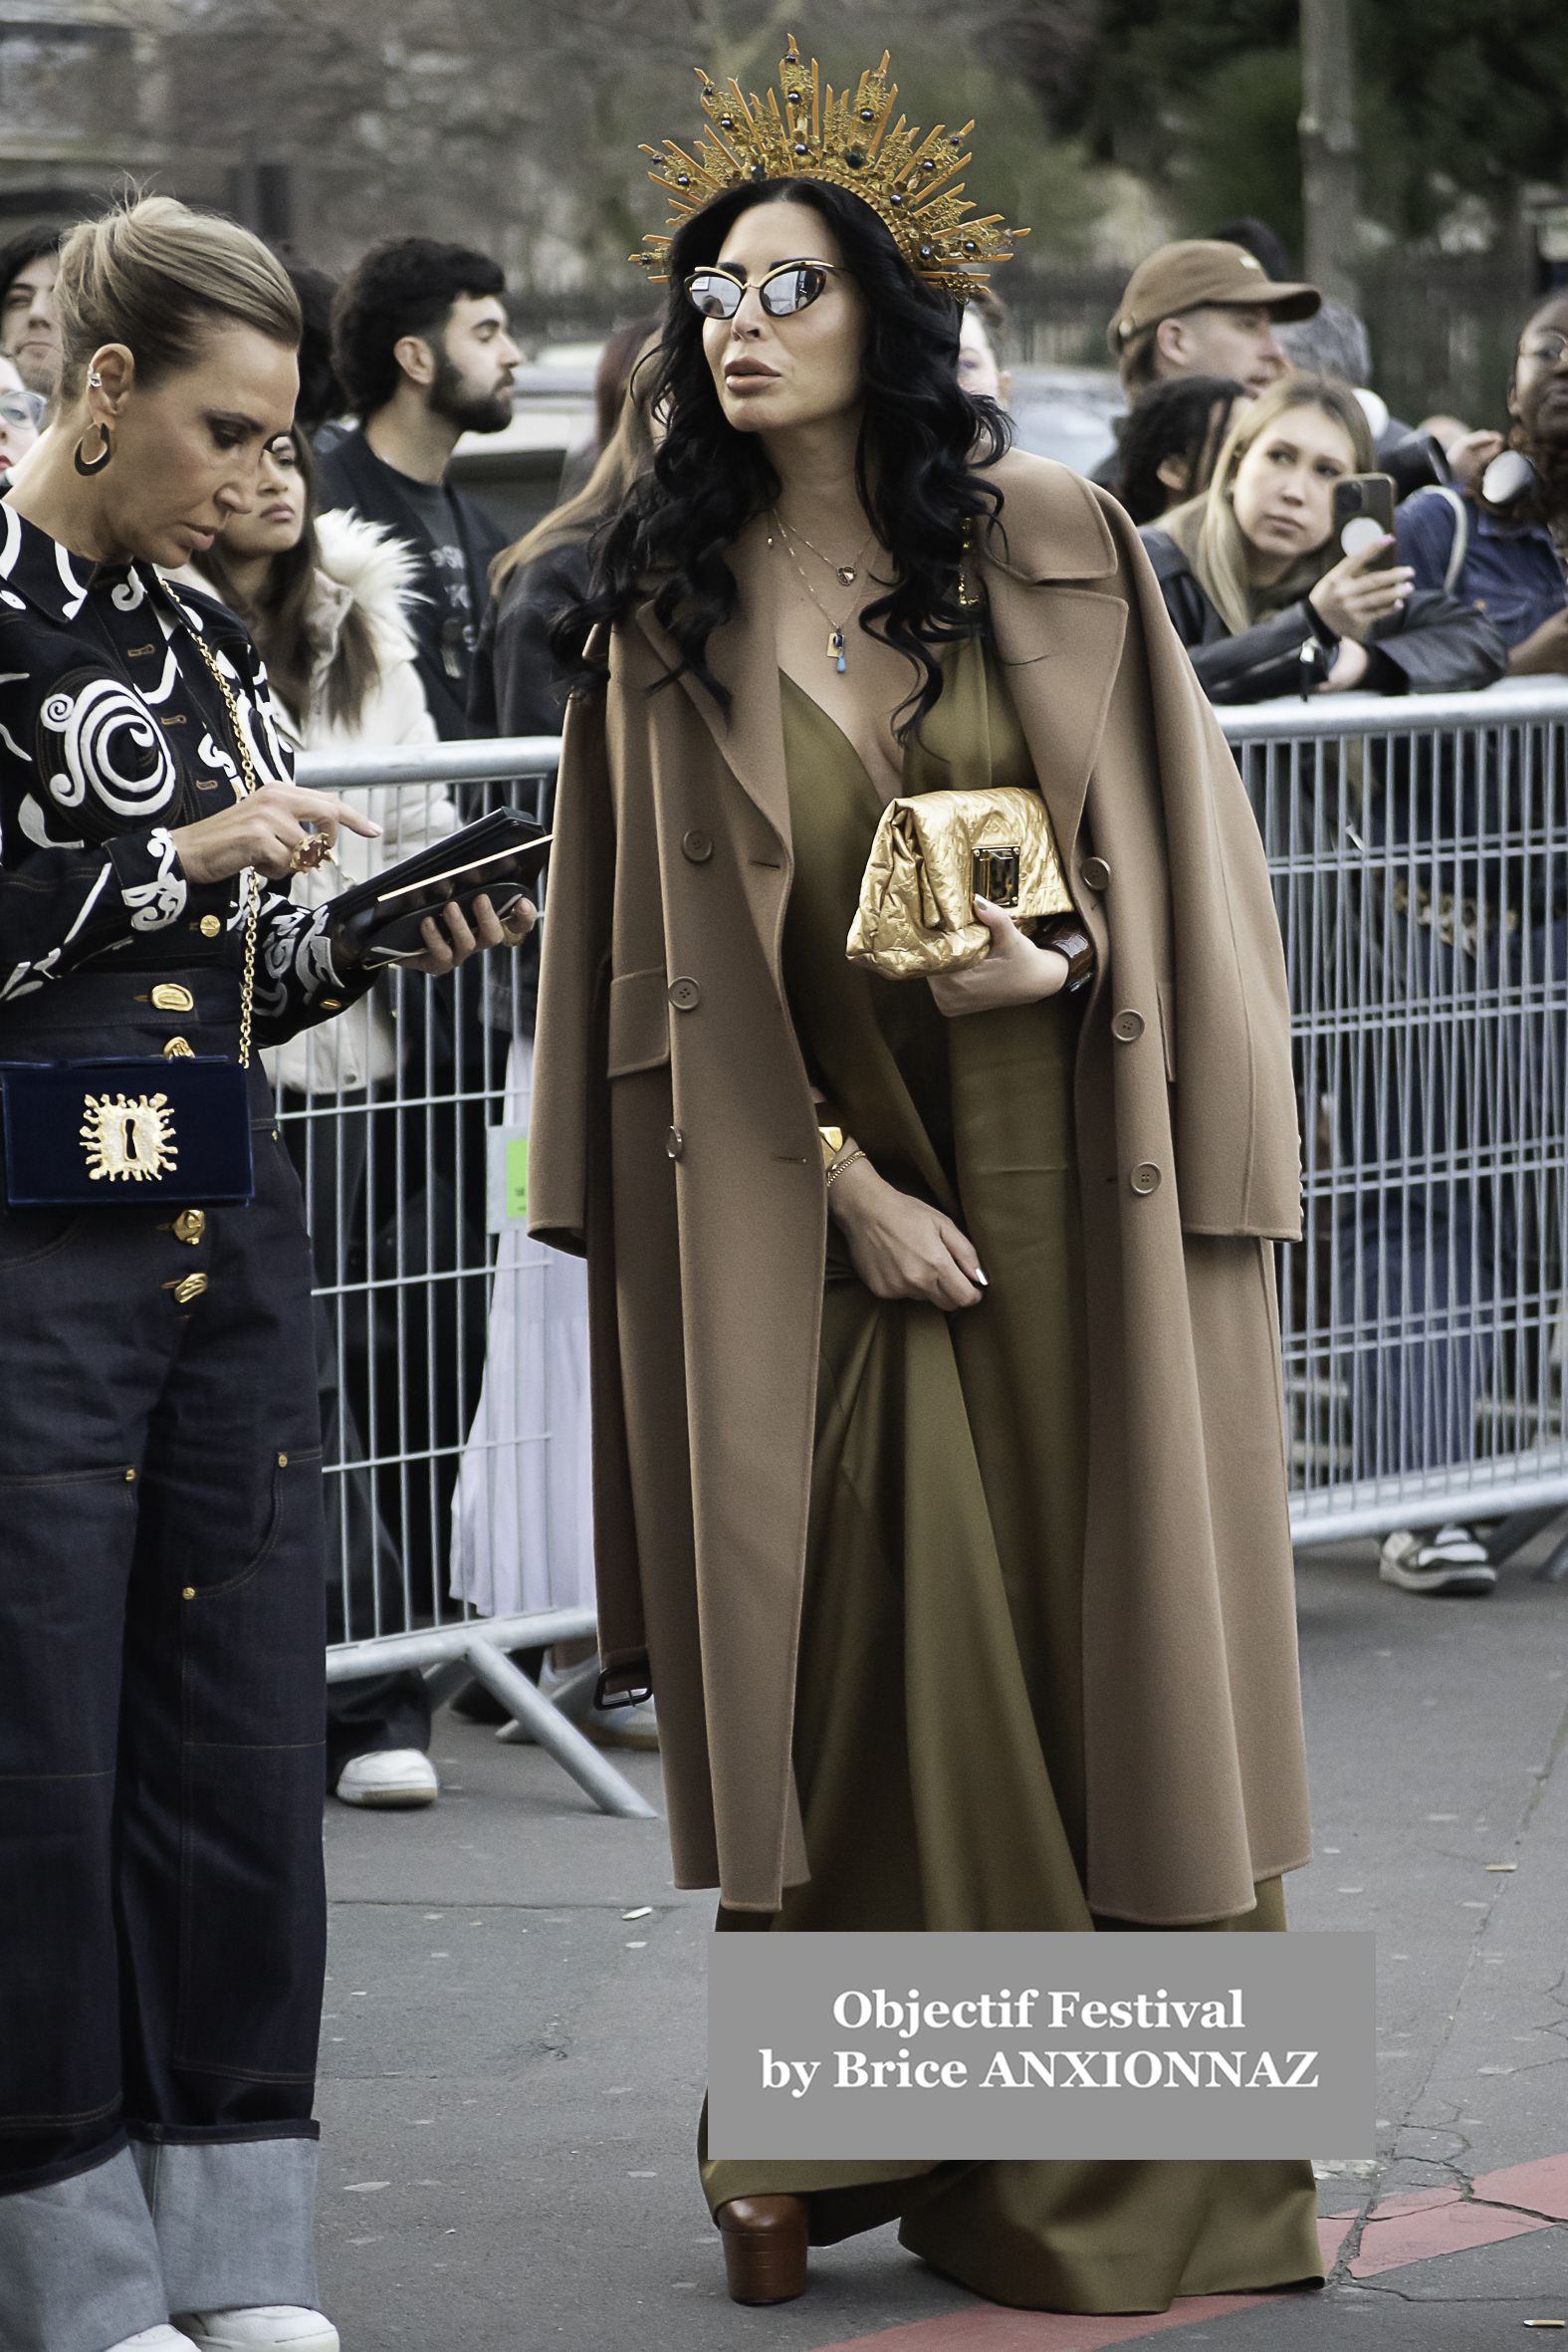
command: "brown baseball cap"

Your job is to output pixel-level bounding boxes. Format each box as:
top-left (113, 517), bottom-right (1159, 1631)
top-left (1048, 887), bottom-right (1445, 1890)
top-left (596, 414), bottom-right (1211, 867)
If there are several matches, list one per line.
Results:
top-left (1107, 240), bottom-right (1321, 354)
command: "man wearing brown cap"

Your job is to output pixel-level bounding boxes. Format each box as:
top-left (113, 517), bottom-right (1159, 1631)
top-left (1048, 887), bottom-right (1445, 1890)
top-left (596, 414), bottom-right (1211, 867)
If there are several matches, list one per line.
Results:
top-left (1108, 239), bottom-right (1321, 400)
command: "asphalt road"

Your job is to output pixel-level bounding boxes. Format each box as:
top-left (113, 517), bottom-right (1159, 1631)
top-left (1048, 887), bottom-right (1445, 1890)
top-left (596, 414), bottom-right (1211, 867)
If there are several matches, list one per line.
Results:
top-left (317, 1532), bottom-right (1568, 2350)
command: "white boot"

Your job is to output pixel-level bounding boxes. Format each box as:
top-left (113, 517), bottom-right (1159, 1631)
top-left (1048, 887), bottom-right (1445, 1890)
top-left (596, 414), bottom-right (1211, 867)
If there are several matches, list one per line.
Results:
top-left (106, 2330), bottom-right (200, 2352)
top-left (174, 2312), bottom-right (338, 2352)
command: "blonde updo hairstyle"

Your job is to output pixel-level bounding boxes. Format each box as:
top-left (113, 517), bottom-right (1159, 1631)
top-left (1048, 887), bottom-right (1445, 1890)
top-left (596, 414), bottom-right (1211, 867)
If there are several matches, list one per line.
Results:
top-left (55, 195), bottom-right (301, 404)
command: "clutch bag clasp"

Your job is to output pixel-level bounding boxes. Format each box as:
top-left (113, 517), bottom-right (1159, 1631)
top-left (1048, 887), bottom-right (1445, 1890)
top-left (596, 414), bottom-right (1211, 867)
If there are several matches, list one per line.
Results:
top-left (972, 843), bottom-right (1020, 910)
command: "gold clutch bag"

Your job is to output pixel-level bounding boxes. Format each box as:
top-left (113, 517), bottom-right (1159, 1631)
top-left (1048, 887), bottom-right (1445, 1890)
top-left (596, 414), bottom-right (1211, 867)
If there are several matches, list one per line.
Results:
top-left (845, 785), bottom-right (1073, 980)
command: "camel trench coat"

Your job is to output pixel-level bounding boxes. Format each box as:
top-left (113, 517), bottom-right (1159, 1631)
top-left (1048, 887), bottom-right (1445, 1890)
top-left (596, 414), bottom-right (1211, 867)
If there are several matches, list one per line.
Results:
top-left (529, 449), bottom-right (1312, 1922)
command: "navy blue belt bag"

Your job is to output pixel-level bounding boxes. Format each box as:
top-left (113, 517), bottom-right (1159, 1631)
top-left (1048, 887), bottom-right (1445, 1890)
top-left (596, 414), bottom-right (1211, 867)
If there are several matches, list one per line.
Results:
top-left (0, 618), bottom-right (279, 1211)
top-left (0, 1054), bottom-right (255, 1206)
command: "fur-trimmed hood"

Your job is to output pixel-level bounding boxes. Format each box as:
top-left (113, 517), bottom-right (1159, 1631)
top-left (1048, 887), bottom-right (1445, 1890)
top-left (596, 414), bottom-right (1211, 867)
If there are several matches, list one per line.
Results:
top-left (309, 506), bottom-right (426, 673)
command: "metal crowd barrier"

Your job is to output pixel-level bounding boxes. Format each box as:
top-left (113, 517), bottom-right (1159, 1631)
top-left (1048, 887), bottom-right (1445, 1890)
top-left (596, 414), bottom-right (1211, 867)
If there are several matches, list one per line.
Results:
top-left (296, 681), bottom-right (1568, 1740)
top-left (292, 736), bottom-right (652, 1821)
top-left (1222, 677), bottom-right (1568, 1545)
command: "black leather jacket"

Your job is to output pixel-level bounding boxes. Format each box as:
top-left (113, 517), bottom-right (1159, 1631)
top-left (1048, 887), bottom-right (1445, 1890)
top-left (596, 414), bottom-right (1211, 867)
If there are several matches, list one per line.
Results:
top-left (1138, 525), bottom-right (1507, 705)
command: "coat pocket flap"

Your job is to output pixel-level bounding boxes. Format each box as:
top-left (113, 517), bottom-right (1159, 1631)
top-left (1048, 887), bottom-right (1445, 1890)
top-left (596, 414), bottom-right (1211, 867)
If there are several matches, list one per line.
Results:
top-left (606, 967), bottom-right (671, 1076)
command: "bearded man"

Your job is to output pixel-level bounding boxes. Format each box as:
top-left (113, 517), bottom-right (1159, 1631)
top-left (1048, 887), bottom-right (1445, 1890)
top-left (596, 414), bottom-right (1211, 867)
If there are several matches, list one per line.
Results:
top-left (321, 238), bottom-right (521, 737)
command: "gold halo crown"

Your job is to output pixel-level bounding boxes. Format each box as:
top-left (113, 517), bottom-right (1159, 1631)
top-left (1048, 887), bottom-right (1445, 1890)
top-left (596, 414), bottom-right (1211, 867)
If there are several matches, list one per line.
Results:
top-left (633, 36), bottom-right (1027, 305)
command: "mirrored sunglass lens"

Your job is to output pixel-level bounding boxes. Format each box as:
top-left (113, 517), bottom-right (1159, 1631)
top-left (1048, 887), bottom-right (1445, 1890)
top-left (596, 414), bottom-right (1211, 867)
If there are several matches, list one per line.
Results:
top-left (761, 266), bottom-right (824, 317)
top-left (687, 273), bottom-right (740, 320)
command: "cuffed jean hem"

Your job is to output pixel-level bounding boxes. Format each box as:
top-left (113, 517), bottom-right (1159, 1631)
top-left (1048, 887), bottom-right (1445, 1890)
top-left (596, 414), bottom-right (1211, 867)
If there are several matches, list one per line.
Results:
top-left (0, 2144), bottom-right (164, 2352)
top-left (0, 2135), bottom-right (322, 2352)
top-left (132, 2132), bottom-right (321, 2316)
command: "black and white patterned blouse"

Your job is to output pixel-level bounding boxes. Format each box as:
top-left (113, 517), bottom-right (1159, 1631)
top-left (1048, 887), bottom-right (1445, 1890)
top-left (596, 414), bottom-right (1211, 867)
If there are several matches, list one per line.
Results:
top-left (0, 504), bottom-right (371, 1044)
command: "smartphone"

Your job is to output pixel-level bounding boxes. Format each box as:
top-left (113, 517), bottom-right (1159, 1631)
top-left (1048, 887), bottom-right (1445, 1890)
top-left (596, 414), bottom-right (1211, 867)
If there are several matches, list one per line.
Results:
top-left (1331, 472), bottom-right (1397, 567)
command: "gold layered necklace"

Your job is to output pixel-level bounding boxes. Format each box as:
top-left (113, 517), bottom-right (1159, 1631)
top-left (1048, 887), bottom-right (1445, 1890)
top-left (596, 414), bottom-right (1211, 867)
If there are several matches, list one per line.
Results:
top-left (769, 509), bottom-right (879, 673)
top-left (776, 509), bottom-right (876, 587)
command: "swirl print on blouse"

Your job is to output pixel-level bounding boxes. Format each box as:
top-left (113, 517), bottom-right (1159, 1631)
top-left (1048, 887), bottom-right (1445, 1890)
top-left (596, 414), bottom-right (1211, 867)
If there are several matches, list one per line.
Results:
top-left (40, 670), bottom-right (180, 823)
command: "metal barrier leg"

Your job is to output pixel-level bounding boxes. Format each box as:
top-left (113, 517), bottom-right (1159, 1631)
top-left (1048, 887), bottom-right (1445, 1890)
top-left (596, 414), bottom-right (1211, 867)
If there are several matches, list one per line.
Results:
top-left (461, 1639), bottom-right (657, 1819)
top-left (495, 1655), bottom-right (599, 1739)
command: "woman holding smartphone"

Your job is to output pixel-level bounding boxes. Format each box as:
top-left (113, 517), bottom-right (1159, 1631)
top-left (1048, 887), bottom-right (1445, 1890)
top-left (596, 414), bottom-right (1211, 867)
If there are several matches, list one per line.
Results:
top-left (0, 198), bottom-right (517, 2352)
top-left (1140, 373), bottom-right (1505, 702)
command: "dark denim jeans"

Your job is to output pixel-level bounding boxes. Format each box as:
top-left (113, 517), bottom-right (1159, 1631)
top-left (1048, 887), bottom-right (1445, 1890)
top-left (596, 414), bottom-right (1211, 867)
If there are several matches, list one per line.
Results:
top-left (0, 974), bottom-right (328, 2199)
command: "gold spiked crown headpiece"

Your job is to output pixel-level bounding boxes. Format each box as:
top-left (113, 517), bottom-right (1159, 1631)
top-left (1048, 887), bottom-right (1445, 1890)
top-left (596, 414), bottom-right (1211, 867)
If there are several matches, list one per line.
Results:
top-left (633, 36), bottom-right (1027, 305)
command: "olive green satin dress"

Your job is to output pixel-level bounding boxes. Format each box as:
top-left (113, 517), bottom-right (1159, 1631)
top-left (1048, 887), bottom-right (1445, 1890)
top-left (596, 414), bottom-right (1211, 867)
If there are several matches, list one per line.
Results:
top-left (700, 640), bottom-right (1321, 2313)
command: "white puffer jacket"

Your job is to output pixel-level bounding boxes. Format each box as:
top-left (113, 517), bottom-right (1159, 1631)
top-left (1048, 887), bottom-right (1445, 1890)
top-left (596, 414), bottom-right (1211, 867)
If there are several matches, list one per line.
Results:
top-left (264, 509), bottom-right (459, 1096)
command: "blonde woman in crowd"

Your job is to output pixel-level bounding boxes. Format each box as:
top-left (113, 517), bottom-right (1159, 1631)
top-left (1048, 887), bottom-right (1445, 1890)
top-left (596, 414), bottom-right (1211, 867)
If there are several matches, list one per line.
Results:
top-left (0, 198), bottom-right (514, 2352)
top-left (1139, 372), bottom-right (1505, 701)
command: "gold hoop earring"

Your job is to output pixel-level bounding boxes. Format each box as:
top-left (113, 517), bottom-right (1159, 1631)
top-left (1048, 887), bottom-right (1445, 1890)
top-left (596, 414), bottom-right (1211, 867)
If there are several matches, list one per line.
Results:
top-left (74, 421), bottom-right (113, 477)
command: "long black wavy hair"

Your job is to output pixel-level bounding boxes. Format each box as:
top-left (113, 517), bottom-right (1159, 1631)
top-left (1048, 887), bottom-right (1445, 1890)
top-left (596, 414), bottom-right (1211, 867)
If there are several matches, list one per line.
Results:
top-left (559, 177), bottom-right (1011, 738)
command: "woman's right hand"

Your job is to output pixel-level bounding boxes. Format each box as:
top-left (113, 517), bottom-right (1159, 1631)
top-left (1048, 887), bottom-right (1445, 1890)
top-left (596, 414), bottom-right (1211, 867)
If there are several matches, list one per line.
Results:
top-left (170, 782), bottom-right (382, 885)
top-left (827, 1155), bottom-right (986, 1309)
top-left (1445, 428), bottom-right (1505, 488)
top-left (1308, 538), bottom-right (1415, 643)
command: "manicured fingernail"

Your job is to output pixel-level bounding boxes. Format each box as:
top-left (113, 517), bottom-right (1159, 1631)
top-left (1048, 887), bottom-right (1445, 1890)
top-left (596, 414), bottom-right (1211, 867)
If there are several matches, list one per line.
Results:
top-left (973, 1269), bottom-right (989, 1287)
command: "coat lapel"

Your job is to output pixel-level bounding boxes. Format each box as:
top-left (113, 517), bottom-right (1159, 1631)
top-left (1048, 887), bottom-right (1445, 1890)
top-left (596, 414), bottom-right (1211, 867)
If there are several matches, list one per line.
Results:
top-left (635, 518), bottom-right (790, 853)
top-left (632, 464), bottom-right (1131, 895)
top-left (981, 487), bottom-right (1128, 866)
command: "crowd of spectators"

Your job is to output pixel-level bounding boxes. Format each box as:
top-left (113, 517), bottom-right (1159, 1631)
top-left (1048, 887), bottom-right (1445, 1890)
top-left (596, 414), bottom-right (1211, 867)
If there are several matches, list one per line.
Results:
top-left (2, 196), bottom-right (1562, 1709)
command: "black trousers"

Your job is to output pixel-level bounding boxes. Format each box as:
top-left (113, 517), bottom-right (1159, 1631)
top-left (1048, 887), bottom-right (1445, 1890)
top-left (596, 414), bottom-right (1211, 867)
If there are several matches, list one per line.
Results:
top-left (0, 976), bottom-right (327, 2194)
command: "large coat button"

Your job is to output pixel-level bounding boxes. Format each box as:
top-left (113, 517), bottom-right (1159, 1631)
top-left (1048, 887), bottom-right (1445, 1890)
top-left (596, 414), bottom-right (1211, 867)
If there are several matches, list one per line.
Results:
top-left (1111, 1008), bottom-right (1145, 1043)
top-left (667, 1127), bottom-right (685, 1160)
top-left (1081, 855), bottom-right (1111, 892)
top-left (668, 976), bottom-right (702, 1011)
top-left (1130, 1161), bottom-right (1161, 1195)
top-left (682, 829), bottom-right (714, 862)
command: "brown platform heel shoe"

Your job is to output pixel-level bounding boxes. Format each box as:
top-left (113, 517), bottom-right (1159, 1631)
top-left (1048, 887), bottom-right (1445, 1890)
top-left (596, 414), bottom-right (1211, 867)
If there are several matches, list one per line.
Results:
top-left (715, 2194), bottom-right (809, 2304)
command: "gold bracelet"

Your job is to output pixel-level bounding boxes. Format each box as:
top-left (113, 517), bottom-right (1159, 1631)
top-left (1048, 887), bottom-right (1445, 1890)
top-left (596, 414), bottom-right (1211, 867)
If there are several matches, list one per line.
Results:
top-left (824, 1147), bottom-right (866, 1190)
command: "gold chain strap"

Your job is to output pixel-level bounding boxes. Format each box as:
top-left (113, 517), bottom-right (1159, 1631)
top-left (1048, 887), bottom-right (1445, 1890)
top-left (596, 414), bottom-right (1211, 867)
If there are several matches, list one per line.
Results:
top-left (186, 626), bottom-right (261, 1070)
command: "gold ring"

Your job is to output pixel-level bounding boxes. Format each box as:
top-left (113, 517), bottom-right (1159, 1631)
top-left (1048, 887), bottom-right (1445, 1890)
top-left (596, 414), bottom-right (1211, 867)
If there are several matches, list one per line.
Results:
top-left (499, 902), bottom-right (534, 946)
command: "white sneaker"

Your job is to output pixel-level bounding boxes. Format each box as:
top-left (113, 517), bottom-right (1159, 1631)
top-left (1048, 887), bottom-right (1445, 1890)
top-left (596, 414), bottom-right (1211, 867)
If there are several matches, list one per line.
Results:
top-left (586, 1695), bottom-right (660, 1752)
top-left (333, 1748), bottom-right (438, 1807)
top-left (174, 2311), bottom-right (338, 2352)
top-left (1380, 1525), bottom-right (1497, 1596)
top-left (106, 2329), bottom-right (200, 2352)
